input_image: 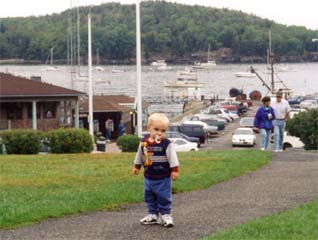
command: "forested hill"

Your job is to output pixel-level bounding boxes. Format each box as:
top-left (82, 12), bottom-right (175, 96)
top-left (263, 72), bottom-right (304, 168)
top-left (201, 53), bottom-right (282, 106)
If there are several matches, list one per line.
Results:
top-left (0, 1), bottom-right (317, 64)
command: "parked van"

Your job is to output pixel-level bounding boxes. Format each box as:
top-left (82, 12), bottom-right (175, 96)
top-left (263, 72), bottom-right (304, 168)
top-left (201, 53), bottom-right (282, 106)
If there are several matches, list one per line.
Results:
top-left (169, 122), bottom-right (206, 143)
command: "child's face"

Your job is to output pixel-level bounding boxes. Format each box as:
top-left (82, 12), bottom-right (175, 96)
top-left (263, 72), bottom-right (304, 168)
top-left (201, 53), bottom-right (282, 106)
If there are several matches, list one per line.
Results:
top-left (148, 119), bottom-right (168, 141)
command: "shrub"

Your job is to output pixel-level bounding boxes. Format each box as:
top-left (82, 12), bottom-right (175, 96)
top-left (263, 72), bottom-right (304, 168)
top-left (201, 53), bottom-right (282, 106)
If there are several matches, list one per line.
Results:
top-left (286, 109), bottom-right (318, 150)
top-left (47, 128), bottom-right (93, 153)
top-left (116, 134), bottom-right (140, 152)
top-left (0, 129), bottom-right (42, 154)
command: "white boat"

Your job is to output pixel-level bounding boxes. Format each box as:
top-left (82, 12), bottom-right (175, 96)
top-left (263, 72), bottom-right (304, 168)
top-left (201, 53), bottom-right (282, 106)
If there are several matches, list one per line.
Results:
top-left (234, 71), bottom-right (256, 78)
top-left (95, 66), bottom-right (104, 71)
top-left (164, 74), bottom-right (203, 88)
top-left (45, 47), bottom-right (60, 71)
top-left (111, 68), bottom-right (125, 73)
top-left (201, 60), bottom-right (216, 67)
top-left (200, 44), bottom-right (217, 68)
top-left (157, 65), bottom-right (172, 71)
top-left (150, 60), bottom-right (167, 67)
top-left (193, 61), bottom-right (204, 69)
top-left (177, 69), bottom-right (197, 81)
top-left (164, 80), bottom-right (204, 88)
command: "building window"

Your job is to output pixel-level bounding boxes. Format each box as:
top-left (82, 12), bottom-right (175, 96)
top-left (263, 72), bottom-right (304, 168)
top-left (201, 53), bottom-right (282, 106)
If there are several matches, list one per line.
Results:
top-left (43, 102), bottom-right (56, 119)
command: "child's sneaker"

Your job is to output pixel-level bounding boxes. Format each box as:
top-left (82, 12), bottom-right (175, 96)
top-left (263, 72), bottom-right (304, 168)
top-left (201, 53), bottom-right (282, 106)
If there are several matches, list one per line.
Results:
top-left (140, 214), bottom-right (159, 225)
top-left (161, 214), bottom-right (174, 227)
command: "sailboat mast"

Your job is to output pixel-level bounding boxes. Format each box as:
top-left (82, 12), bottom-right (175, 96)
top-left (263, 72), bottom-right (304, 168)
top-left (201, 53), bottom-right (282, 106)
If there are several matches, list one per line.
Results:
top-left (77, 2), bottom-right (81, 71)
top-left (207, 43), bottom-right (211, 62)
top-left (269, 29), bottom-right (275, 93)
top-left (50, 47), bottom-right (54, 65)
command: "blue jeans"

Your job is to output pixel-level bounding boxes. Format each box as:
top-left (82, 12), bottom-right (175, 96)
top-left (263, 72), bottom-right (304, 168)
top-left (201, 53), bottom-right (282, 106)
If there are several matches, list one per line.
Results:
top-left (273, 119), bottom-right (286, 150)
top-left (144, 177), bottom-right (172, 215)
top-left (260, 129), bottom-right (271, 149)
top-left (105, 129), bottom-right (111, 140)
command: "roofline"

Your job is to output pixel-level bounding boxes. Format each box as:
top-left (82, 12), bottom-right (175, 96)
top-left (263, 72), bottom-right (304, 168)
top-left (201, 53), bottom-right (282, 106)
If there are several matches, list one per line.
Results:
top-left (0, 93), bottom-right (86, 98)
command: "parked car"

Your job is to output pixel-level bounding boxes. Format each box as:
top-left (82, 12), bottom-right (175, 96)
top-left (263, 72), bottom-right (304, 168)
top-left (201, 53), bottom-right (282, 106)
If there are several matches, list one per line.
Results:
top-left (169, 122), bottom-right (206, 143)
top-left (270, 131), bottom-right (304, 150)
top-left (289, 108), bottom-right (307, 119)
top-left (288, 95), bottom-right (304, 105)
top-left (239, 117), bottom-right (254, 128)
top-left (300, 99), bottom-right (318, 109)
top-left (171, 138), bottom-right (199, 152)
top-left (205, 107), bottom-right (233, 122)
top-left (190, 114), bottom-right (226, 130)
top-left (232, 128), bottom-right (256, 147)
top-left (220, 108), bottom-right (239, 120)
top-left (142, 131), bottom-right (201, 147)
top-left (165, 131), bottom-right (201, 147)
top-left (183, 120), bottom-right (218, 135)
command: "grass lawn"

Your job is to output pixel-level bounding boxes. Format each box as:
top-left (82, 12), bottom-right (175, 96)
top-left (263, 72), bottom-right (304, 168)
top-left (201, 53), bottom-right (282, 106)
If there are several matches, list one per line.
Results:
top-left (0, 150), bottom-right (270, 229)
top-left (202, 200), bottom-right (318, 240)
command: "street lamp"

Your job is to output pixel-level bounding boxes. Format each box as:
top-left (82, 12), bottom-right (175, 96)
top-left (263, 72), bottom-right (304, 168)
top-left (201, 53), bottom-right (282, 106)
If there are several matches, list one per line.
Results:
top-left (312, 39), bottom-right (318, 42)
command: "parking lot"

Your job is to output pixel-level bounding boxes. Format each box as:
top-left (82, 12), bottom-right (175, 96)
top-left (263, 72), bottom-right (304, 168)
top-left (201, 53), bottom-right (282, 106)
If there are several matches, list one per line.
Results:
top-left (200, 101), bottom-right (261, 150)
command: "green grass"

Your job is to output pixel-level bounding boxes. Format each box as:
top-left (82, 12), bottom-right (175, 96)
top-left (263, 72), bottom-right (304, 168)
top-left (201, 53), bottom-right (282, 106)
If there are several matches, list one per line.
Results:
top-left (0, 150), bottom-right (270, 229)
top-left (202, 200), bottom-right (318, 240)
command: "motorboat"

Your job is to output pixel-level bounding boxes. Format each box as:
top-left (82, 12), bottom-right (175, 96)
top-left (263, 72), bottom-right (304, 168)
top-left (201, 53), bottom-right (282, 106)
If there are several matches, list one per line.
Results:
top-left (200, 60), bottom-right (216, 68)
top-left (164, 78), bottom-right (204, 88)
top-left (150, 60), bottom-right (167, 67)
top-left (95, 66), bottom-right (104, 71)
top-left (234, 71), bottom-right (256, 78)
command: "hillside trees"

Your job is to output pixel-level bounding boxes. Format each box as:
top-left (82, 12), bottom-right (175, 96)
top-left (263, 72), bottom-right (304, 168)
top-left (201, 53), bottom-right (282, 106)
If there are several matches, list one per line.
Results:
top-left (0, 1), bottom-right (317, 62)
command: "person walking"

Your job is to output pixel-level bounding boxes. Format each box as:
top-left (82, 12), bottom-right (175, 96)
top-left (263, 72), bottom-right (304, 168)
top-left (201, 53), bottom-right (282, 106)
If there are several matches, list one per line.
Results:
top-left (271, 91), bottom-right (291, 152)
top-left (105, 118), bottom-right (114, 142)
top-left (254, 96), bottom-right (276, 150)
top-left (117, 121), bottom-right (126, 137)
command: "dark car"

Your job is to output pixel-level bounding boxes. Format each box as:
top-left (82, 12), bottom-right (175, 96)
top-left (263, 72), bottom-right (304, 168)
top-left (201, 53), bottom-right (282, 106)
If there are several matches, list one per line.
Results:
top-left (165, 131), bottom-right (201, 147)
top-left (169, 123), bottom-right (206, 143)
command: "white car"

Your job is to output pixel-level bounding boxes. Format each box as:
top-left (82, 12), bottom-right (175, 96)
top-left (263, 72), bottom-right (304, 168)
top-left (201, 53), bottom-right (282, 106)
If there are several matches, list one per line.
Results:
top-left (220, 108), bottom-right (239, 120)
top-left (270, 131), bottom-right (304, 149)
top-left (232, 128), bottom-right (256, 147)
top-left (300, 99), bottom-right (318, 109)
top-left (171, 138), bottom-right (199, 152)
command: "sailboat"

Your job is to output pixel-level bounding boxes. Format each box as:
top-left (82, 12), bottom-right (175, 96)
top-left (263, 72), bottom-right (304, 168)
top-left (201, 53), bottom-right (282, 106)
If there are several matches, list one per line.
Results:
top-left (200, 43), bottom-right (216, 68)
top-left (95, 48), bottom-right (105, 71)
top-left (45, 47), bottom-right (60, 71)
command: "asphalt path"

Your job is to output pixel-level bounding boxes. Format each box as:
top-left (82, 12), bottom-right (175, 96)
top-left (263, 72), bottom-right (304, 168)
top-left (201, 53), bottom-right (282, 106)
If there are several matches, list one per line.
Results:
top-left (1, 150), bottom-right (317, 240)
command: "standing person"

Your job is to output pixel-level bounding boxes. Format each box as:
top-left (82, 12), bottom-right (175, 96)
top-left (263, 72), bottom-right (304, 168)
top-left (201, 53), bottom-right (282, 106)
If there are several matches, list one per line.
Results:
top-left (271, 91), bottom-right (291, 152)
top-left (133, 113), bottom-right (179, 227)
top-left (105, 118), bottom-right (114, 142)
top-left (117, 120), bottom-right (126, 137)
top-left (254, 96), bottom-right (276, 150)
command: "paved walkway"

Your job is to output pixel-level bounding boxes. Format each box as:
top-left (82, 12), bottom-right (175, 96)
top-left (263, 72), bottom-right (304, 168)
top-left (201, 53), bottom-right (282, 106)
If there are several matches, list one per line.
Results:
top-left (1, 150), bottom-right (317, 240)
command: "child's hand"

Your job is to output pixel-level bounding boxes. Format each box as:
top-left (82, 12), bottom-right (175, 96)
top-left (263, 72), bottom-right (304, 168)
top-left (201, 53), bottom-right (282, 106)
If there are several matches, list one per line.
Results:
top-left (133, 167), bottom-right (140, 175)
top-left (171, 172), bottom-right (179, 181)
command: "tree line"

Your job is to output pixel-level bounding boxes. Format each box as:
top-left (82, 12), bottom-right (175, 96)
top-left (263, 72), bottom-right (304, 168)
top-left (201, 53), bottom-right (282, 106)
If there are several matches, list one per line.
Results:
top-left (0, 1), bottom-right (317, 63)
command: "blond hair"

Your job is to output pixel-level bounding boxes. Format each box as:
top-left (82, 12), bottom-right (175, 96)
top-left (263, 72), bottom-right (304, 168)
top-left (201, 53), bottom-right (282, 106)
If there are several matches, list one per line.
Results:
top-left (147, 113), bottom-right (169, 128)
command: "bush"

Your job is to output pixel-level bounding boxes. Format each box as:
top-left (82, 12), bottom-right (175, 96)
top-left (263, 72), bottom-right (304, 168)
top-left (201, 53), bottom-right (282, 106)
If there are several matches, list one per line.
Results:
top-left (116, 134), bottom-right (140, 152)
top-left (286, 109), bottom-right (318, 150)
top-left (47, 128), bottom-right (93, 153)
top-left (0, 129), bottom-right (42, 154)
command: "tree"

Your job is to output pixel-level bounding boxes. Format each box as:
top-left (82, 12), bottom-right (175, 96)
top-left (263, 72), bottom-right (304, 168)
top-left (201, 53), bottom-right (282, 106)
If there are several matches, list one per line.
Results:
top-left (286, 109), bottom-right (318, 150)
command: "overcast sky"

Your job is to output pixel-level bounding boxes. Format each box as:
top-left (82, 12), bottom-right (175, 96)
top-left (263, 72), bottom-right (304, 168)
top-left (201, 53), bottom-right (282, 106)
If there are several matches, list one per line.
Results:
top-left (0, 0), bottom-right (317, 30)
